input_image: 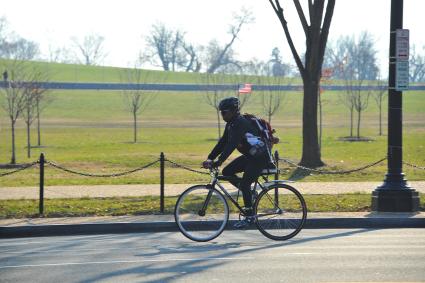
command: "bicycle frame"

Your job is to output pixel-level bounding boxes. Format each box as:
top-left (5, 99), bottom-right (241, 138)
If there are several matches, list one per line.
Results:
top-left (199, 168), bottom-right (270, 217)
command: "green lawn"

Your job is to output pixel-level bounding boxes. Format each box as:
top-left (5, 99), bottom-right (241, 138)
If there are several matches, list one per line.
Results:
top-left (0, 62), bottom-right (424, 187)
top-left (1, 193), bottom-right (424, 218)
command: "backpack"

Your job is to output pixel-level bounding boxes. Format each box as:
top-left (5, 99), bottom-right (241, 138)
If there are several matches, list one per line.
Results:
top-left (243, 113), bottom-right (278, 163)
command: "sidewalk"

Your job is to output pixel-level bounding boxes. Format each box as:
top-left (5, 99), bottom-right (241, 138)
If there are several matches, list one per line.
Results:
top-left (1, 182), bottom-right (424, 238)
top-left (1, 181), bottom-right (424, 199)
top-left (1, 212), bottom-right (424, 238)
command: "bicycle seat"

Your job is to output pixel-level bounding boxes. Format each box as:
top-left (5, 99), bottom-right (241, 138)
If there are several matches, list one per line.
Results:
top-left (261, 163), bottom-right (279, 175)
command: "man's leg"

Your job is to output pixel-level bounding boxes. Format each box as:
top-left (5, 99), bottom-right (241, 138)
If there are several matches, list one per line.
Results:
top-left (222, 155), bottom-right (247, 188)
top-left (239, 155), bottom-right (269, 209)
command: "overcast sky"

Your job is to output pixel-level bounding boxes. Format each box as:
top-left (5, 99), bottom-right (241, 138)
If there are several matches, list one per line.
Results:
top-left (2, 0), bottom-right (424, 73)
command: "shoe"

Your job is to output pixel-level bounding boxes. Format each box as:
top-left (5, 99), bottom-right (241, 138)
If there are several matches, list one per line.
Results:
top-left (233, 216), bottom-right (255, 229)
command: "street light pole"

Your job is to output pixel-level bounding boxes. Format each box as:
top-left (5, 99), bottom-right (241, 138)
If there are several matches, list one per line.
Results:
top-left (371, 0), bottom-right (419, 212)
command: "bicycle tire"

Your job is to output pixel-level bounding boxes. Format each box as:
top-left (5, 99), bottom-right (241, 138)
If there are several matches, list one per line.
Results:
top-left (174, 185), bottom-right (229, 242)
top-left (254, 183), bottom-right (307, 241)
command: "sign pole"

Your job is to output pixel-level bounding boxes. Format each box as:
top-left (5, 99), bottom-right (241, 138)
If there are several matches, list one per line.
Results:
top-left (372, 0), bottom-right (419, 212)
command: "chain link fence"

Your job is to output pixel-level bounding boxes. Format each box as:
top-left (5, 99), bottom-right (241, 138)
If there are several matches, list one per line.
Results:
top-left (1, 152), bottom-right (424, 216)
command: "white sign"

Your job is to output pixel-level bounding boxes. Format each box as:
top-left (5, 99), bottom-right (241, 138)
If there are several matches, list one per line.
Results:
top-left (396, 61), bottom-right (409, 90)
top-left (395, 29), bottom-right (409, 90)
top-left (396, 29), bottom-right (409, 61)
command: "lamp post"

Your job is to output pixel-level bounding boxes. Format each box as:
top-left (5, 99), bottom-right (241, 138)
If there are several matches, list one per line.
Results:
top-left (371, 0), bottom-right (419, 212)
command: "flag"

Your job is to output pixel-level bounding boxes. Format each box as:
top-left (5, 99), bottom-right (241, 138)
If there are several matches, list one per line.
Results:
top-left (238, 83), bottom-right (252, 94)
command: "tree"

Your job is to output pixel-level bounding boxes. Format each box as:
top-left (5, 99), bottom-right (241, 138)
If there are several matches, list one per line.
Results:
top-left (205, 8), bottom-right (254, 74)
top-left (72, 34), bottom-right (106, 65)
top-left (334, 32), bottom-right (379, 138)
top-left (409, 44), bottom-right (425, 83)
top-left (121, 66), bottom-right (159, 143)
top-left (268, 47), bottom-right (291, 77)
top-left (372, 76), bottom-right (387, 136)
top-left (269, 0), bottom-right (335, 167)
top-left (257, 75), bottom-right (287, 124)
top-left (22, 68), bottom-right (51, 157)
top-left (0, 60), bottom-right (29, 164)
top-left (201, 73), bottom-right (229, 139)
top-left (143, 23), bottom-right (201, 72)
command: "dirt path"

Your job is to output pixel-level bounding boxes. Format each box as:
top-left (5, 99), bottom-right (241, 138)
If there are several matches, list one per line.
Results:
top-left (1, 181), bottom-right (424, 200)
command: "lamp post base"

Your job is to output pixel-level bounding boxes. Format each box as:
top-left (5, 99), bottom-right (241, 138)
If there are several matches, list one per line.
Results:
top-left (372, 180), bottom-right (420, 212)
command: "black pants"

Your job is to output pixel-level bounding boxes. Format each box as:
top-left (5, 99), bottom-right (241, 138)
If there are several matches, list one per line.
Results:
top-left (222, 154), bottom-right (269, 208)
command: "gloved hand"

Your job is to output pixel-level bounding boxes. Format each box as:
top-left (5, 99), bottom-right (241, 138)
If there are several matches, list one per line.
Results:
top-left (202, 159), bottom-right (213, 169)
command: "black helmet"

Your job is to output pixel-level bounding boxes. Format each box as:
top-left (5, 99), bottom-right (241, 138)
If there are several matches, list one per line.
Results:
top-left (219, 97), bottom-right (240, 112)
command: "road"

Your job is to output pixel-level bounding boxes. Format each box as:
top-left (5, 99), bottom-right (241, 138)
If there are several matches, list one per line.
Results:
top-left (0, 229), bottom-right (424, 282)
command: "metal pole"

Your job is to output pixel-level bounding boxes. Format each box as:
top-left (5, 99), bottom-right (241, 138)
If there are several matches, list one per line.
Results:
top-left (39, 153), bottom-right (45, 216)
top-left (160, 152), bottom-right (165, 213)
top-left (372, 0), bottom-right (419, 211)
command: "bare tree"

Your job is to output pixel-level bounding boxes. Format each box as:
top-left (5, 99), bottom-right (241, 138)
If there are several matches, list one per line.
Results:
top-left (22, 68), bottom-right (50, 157)
top-left (206, 8), bottom-right (254, 74)
top-left (142, 23), bottom-right (201, 72)
top-left (121, 66), bottom-right (160, 143)
top-left (200, 73), bottom-right (229, 139)
top-left (269, 0), bottom-right (335, 167)
top-left (257, 75), bottom-right (287, 124)
top-left (372, 76), bottom-right (387, 136)
top-left (409, 44), bottom-right (425, 83)
top-left (72, 34), bottom-right (106, 65)
top-left (0, 60), bottom-right (30, 164)
top-left (341, 33), bottom-right (378, 138)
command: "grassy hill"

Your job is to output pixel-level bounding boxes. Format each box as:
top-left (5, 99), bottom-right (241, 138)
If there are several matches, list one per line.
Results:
top-left (0, 61), bottom-right (424, 186)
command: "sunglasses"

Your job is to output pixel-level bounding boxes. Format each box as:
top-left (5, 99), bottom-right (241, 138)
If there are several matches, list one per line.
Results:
top-left (220, 110), bottom-right (232, 115)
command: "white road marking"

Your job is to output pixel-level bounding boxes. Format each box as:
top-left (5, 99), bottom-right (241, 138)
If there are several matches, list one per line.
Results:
top-left (0, 256), bottom-right (255, 269)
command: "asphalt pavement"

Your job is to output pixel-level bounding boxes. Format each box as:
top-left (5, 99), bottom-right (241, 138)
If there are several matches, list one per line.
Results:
top-left (1, 229), bottom-right (424, 282)
top-left (1, 182), bottom-right (424, 238)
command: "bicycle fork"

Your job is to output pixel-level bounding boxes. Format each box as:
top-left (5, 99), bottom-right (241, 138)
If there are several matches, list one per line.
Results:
top-left (198, 184), bottom-right (214, 217)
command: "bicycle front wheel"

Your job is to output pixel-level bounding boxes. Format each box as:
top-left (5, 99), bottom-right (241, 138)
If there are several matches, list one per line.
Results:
top-left (174, 185), bottom-right (229, 242)
top-left (255, 183), bottom-right (307, 241)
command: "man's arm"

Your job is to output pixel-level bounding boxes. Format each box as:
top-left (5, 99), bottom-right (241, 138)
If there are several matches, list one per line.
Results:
top-left (207, 125), bottom-right (228, 160)
top-left (217, 119), bottom-right (245, 165)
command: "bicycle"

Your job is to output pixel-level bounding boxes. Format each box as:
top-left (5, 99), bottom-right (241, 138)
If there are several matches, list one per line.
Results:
top-left (174, 165), bottom-right (307, 242)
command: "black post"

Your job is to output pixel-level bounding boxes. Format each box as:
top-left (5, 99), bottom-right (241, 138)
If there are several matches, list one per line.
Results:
top-left (274, 150), bottom-right (279, 201)
top-left (372, 0), bottom-right (419, 212)
top-left (39, 153), bottom-right (45, 216)
top-left (274, 150), bottom-right (279, 181)
top-left (160, 152), bottom-right (165, 213)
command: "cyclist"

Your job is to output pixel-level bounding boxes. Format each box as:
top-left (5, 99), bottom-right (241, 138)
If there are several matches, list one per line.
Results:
top-left (202, 97), bottom-right (270, 228)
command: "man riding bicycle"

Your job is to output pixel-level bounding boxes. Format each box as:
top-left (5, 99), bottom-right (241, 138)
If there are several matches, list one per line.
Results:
top-left (202, 97), bottom-right (271, 228)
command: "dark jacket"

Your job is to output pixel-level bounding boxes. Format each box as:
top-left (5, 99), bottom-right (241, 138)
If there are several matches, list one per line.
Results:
top-left (208, 114), bottom-right (262, 165)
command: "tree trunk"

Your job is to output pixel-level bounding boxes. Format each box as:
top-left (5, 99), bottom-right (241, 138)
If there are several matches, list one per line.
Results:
top-left (300, 79), bottom-right (324, 167)
top-left (318, 91), bottom-right (322, 150)
top-left (26, 121), bottom-right (31, 158)
top-left (350, 106), bottom-right (354, 137)
top-left (133, 111), bottom-right (137, 143)
top-left (216, 108), bottom-right (221, 140)
top-left (37, 100), bottom-right (41, 146)
top-left (357, 109), bottom-right (362, 138)
top-left (11, 120), bottom-right (16, 164)
top-left (379, 99), bottom-right (383, 136)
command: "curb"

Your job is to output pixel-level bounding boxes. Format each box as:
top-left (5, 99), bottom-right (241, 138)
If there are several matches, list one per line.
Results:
top-left (1, 218), bottom-right (424, 238)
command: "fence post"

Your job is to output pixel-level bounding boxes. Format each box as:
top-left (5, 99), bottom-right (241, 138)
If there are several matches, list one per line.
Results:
top-left (274, 150), bottom-right (279, 181)
top-left (160, 152), bottom-right (165, 213)
top-left (39, 153), bottom-right (45, 216)
top-left (274, 150), bottom-right (279, 202)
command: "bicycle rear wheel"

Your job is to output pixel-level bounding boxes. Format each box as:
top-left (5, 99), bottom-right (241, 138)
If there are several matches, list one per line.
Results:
top-left (174, 185), bottom-right (229, 242)
top-left (255, 183), bottom-right (307, 241)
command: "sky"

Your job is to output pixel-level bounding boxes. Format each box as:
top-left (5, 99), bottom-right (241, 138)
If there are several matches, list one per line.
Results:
top-left (1, 0), bottom-right (424, 74)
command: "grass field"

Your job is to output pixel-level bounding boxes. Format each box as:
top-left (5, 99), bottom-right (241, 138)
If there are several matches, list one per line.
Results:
top-left (0, 61), bottom-right (424, 187)
top-left (1, 193), bottom-right (424, 218)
